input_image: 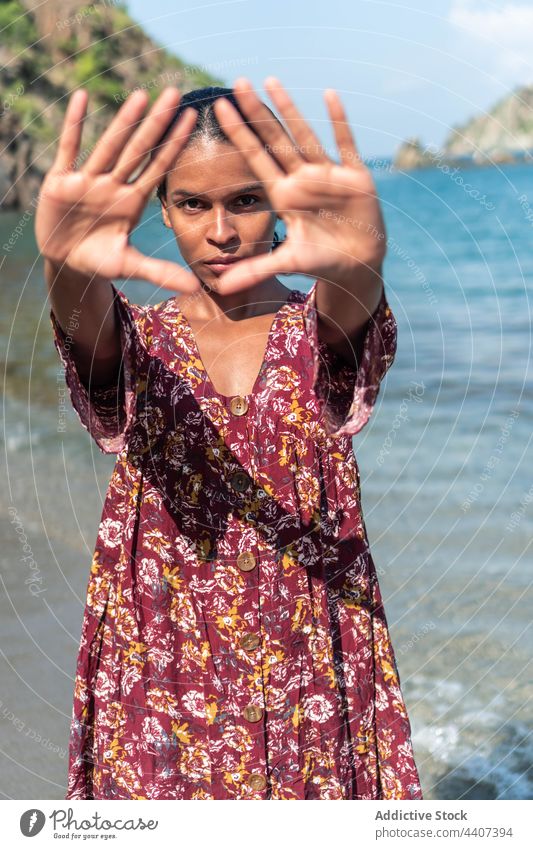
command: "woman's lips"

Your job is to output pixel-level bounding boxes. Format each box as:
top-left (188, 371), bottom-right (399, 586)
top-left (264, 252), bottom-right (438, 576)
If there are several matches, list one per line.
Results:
top-left (204, 257), bottom-right (242, 275)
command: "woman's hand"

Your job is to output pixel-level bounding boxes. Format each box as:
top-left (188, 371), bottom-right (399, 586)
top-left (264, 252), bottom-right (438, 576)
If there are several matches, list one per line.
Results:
top-left (36, 87), bottom-right (202, 293)
top-left (213, 78), bottom-right (386, 287)
top-left (213, 78), bottom-right (386, 347)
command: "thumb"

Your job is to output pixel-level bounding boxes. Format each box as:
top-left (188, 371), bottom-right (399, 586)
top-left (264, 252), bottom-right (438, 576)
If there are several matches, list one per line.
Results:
top-left (217, 245), bottom-right (296, 292)
top-left (122, 246), bottom-right (202, 294)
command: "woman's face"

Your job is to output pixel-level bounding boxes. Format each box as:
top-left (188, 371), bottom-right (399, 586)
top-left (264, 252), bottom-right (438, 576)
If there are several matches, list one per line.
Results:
top-left (160, 136), bottom-right (277, 286)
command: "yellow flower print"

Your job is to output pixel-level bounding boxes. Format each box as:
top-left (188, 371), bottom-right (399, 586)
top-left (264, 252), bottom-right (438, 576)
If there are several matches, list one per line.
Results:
top-left (199, 640), bottom-right (212, 665)
top-left (102, 734), bottom-right (126, 764)
top-left (340, 581), bottom-right (371, 609)
top-left (169, 347), bottom-right (204, 389)
top-left (123, 641), bottom-right (147, 668)
top-left (215, 604), bottom-right (243, 633)
top-left (171, 720), bottom-right (192, 744)
top-left (162, 563), bottom-right (184, 592)
top-left (278, 433), bottom-right (293, 468)
top-left (381, 658), bottom-right (398, 684)
top-left (324, 666), bottom-right (338, 689)
top-left (284, 395), bottom-right (311, 427)
top-left (244, 664), bottom-right (263, 690)
top-left (205, 700), bottom-right (218, 726)
top-left (291, 597), bottom-right (311, 633)
top-left (355, 731), bottom-right (372, 754)
top-left (281, 542), bottom-right (299, 575)
top-left (291, 701), bottom-right (302, 732)
top-left (224, 769), bottom-right (242, 787)
top-left (257, 473), bottom-right (275, 498)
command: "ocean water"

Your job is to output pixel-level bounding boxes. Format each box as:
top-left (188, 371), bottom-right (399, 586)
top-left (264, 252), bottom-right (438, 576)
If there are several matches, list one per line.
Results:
top-left (0, 162), bottom-right (531, 799)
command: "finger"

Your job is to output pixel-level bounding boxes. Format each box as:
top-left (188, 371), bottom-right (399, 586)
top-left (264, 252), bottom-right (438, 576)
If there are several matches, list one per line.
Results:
top-left (83, 88), bottom-right (151, 176)
top-left (212, 97), bottom-right (284, 185)
top-left (324, 89), bottom-right (361, 169)
top-left (231, 77), bottom-right (303, 172)
top-left (53, 89), bottom-right (88, 173)
top-left (121, 246), bottom-right (202, 294)
top-left (133, 107), bottom-right (198, 197)
top-left (264, 77), bottom-right (329, 164)
top-left (112, 88), bottom-right (188, 183)
top-left (215, 245), bottom-right (296, 292)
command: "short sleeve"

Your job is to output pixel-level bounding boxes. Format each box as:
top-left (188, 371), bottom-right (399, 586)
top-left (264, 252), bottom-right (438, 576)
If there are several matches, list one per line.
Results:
top-left (302, 279), bottom-right (397, 438)
top-left (50, 283), bottom-right (152, 455)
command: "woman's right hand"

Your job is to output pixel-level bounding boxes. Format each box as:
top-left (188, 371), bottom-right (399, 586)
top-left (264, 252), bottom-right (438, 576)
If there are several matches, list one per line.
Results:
top-left (36, 87), bottom-right (201, 293)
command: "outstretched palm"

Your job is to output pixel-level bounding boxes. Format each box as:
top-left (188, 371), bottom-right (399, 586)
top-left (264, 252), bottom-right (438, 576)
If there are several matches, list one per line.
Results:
top-left (212, 77), bottom-right (387, 291)
top-left (35, 87), bottom-right (201, 293)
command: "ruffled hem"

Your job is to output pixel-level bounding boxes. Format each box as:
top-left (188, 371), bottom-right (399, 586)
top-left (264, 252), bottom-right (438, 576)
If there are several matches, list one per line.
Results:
top-left (50, 283), bottom-right (149, 454)
top-left (302, 279), bottom-right (397, 438)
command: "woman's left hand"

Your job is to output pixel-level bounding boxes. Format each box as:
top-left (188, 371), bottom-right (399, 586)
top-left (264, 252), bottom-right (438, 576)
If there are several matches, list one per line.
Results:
top-left (212, 77), bottom-right (387, 301)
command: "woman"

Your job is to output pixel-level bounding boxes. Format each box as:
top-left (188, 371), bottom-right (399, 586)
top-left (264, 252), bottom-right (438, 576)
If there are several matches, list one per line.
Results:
top-left (36, 78), bottom-right (422, 800)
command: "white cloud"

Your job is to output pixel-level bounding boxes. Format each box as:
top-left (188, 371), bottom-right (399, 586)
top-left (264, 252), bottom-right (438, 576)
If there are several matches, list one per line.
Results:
top-left (449, 1), bottom-right (533, 81)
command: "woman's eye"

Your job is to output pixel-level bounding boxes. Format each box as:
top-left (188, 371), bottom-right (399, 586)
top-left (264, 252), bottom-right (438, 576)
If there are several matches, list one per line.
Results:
top-left (234, 195), bottom-right (260, 207)
top-left (178, 199), bottom-right (203, 211)
top-left (176, 195), bottom-right (260, 211)
top-left (176, 198), bottom-right (202, 212)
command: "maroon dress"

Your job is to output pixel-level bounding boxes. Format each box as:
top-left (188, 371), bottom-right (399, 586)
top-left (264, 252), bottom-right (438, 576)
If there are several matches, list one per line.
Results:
top-left (50, 278), bottom-right (423, 800)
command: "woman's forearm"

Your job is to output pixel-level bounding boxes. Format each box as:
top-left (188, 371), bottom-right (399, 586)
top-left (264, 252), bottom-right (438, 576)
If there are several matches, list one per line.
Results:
top-left (45, 258), bottom-right (122, 387)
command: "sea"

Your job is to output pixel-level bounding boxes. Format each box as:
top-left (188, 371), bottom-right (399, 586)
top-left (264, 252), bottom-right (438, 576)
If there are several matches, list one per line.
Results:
top-left (0, 160), bottom-right (531, 799)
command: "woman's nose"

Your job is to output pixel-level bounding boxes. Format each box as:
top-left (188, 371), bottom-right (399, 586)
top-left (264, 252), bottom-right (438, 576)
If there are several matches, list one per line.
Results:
top-left (206, 207), bottom-right (238, 244)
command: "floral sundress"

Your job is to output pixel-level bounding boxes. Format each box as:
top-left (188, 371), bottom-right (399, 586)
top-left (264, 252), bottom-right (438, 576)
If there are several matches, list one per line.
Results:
top-left (49, 277), bottom-right (423, 800)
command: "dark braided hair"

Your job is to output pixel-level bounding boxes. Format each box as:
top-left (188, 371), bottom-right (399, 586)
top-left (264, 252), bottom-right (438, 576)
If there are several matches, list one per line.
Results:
top-left (154, 86), bottom-right (285, 250)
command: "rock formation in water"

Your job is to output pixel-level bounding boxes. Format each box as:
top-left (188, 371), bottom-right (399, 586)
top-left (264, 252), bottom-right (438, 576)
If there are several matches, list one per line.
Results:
top-left (394, 84), bottom-right (533, 171)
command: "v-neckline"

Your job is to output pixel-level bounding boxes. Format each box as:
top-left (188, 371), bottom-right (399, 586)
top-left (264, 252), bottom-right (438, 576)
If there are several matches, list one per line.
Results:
top-left (175, 288), bottom-right (299, 400)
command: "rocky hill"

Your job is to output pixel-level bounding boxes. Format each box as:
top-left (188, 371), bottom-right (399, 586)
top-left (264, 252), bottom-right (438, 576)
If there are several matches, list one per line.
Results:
top-left (394, 84), bottom-right (533, 171)
top-left (0, 0), bottom-right (221, 209)
top-left (443, 84), bottom-right (533, 161)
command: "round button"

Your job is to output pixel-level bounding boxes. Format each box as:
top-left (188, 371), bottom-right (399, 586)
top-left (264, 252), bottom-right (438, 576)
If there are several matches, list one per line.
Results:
top-left (229, 395), bottom-right (249, 416)
top-left (249, 773), bottom-right (267, 791)
top-left (230, 472), bottom-right (250, 493)
top-left (243, 704), bottom-right (263, 723)
top-left (240, 632), bottom-right (261, 651)
top-left (236, 551), bottom-right (256, 572)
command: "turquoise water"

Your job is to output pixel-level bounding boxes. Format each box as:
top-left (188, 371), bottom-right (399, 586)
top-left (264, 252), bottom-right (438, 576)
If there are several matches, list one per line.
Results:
top-left (0, 162), bottom-right (531, 799)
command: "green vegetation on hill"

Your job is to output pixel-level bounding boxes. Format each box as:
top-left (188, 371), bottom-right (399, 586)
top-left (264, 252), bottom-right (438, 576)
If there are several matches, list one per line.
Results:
top-left (0, 0), bottom-right (223, 209)
top-left (0, 1), bottom-right (38, 44)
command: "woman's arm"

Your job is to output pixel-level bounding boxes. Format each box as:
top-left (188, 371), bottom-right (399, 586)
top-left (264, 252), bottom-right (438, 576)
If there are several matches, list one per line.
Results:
top-left (36, 86), bottom-right (202, 387)
top-left (44, 259), bottom-right (120, 387)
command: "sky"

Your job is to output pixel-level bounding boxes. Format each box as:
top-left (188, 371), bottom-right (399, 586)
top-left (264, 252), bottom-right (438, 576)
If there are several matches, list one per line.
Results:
top-left (125, 0), bottom-right (533, 159)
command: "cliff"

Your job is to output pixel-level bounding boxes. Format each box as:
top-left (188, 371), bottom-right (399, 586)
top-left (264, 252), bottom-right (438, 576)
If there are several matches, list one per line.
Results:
top-left (0, 0), bottom-right (222, 210)
top-left (443, 84), bottom-right (533, 162)
top-left (394, 84), bottom-right (533, 171)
